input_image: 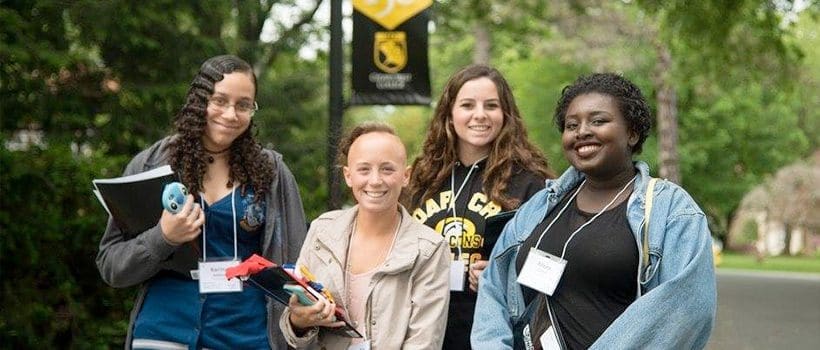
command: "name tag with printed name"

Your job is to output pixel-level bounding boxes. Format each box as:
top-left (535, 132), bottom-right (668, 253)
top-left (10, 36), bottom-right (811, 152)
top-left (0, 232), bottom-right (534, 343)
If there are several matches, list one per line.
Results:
top-left (348, 340), bottom-right (370, 350)
top-left (198, 260), bottom-right (243, 294)
top-left (517, 248), bottom-right (566, 296)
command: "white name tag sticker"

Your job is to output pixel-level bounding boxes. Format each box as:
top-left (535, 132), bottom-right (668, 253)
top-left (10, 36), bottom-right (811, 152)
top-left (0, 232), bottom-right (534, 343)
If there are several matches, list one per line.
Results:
top-left (198, 260), bottom-right (243, 294)
top-left (449, 260), bottom-right (465, 292)
top-left (516, 248), bottom-right (566, 296)
top-left (539, 325), bottom-right (562, 350)
top-left (347, 340), bottom-right (370, 350)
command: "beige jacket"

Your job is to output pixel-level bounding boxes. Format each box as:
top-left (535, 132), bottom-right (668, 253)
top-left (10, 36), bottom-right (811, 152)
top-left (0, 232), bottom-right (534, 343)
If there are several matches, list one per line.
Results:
top-left (280, 206), bottom-right (450, 349)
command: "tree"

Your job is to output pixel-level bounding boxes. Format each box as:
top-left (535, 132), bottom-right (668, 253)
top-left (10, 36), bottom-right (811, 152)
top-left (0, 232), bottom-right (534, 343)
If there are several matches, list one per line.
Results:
top-left (505, 0), bottom-right (813, 235)
top-left (433, 0), bottom-right (551, 65)
top-left (1, 1), bottom-right (328, 346)
top-left (636, 0), bottom-right (808, 184)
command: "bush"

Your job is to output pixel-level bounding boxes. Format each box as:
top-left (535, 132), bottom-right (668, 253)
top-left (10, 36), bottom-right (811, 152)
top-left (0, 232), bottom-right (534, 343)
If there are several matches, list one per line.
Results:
top-left (0, 144), bottom-right (134, 348)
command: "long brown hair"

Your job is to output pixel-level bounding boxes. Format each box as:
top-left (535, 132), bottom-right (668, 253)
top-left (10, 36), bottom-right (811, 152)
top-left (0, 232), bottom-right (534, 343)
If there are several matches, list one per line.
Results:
top-left (405, 64), bottom-right (553, 210)
top-left (168, 55), bottom-right (273, 199)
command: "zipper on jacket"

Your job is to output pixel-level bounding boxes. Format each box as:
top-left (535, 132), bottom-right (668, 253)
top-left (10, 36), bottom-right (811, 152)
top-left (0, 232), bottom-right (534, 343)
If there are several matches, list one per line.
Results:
top-left (363, 275), bottom-right (378, 342)
top-left (635, 218), bottom-right (646, 299)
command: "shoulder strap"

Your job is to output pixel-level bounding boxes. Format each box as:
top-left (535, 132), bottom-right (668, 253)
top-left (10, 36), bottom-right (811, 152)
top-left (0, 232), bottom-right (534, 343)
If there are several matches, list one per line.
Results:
top-left (642, 178), bottom-right (658, 270)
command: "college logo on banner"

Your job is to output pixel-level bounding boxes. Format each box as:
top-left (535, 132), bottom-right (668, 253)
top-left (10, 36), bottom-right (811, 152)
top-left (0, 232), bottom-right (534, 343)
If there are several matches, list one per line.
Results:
top-left (374, 31), bottom-right (407, 73)
top-left (351, 0), bottom-right (432, 105)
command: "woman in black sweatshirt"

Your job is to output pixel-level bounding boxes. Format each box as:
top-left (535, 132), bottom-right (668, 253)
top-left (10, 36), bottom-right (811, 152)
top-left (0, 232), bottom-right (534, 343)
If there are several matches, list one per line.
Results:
top-left (405, 64), bottom-right (554, 350)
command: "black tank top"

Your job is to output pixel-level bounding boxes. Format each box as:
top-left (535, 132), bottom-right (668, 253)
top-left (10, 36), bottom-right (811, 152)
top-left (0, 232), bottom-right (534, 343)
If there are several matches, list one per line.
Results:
top-left (516, 188), bottom-right (638, 350)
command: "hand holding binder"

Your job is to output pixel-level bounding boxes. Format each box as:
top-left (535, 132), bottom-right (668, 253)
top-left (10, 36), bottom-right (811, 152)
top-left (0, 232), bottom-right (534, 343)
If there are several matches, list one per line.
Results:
top-left (92, 165), bottom-right (180, 237)
top-left (283, 285), bottom-right (317, 306)
top-left (226, 254), bottom-right (363, 338)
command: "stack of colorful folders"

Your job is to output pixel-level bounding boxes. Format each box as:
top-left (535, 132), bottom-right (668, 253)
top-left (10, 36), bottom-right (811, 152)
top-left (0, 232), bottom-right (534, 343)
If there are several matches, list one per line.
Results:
top-left (225, 254), bottom-right (362, 338)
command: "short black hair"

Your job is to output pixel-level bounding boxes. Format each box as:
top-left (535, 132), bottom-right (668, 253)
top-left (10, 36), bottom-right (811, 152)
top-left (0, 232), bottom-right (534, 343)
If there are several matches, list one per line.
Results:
top-left (553, 73), bottom-right (651, 154)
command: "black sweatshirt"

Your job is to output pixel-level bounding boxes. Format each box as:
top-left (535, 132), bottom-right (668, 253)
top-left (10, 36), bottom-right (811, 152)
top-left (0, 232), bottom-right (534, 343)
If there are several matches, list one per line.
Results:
top-left (409, 159), bottom-right (545, 350)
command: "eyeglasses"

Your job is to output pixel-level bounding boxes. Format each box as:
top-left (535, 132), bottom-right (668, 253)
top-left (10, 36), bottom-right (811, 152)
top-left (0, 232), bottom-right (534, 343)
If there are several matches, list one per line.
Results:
top-left (208, 96), bottom-right (259, 116)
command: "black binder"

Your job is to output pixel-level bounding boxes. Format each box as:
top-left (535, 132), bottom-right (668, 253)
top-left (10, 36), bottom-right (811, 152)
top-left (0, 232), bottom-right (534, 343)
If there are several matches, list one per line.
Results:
top-left (92, 165), bottom-right (178, 237)
top-left (483, 210), bottom-right (517, 255)
top-left (247, 266), bottom-right (363, 338)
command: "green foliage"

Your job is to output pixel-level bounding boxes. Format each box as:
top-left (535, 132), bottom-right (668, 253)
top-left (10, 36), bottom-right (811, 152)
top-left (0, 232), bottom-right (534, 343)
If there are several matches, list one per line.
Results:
top-left (741, 220), bottom-right (760, 246)
top-left (433, 0), bottom-right (549, 38)
top-left (255, 54), bottom-right (330, 220)
top-left (790, 11), bottom-right (820, 150)
top-left (502, 58), bottom-right (589, 174)
top-left (1, 0), bottom-right (817, 347)
top-left (1, 0), bottom-right (329, 347)
top-left (719, 251), bottom-right (820, 273)
top-left (0, 144), bottom-right (135, 347)
top-left (678, 80), bottom-right (810, 220)
top-left (0, 7), bottom-right (143, 344)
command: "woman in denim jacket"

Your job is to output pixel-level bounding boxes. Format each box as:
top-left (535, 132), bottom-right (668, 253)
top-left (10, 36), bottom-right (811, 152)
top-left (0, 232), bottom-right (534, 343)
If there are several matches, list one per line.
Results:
top-left (472, 73), bottom-right (716, 349)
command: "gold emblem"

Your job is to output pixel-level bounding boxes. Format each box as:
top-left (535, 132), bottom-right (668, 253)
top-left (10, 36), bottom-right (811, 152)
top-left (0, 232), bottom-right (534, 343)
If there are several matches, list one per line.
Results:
top-left (353, 0), bottom-right (433, 30)
top-left (436, 217), bottom-right (482, 249)
top-left (374, 31), bottom-right (407, 73)
top-left (436, 217), bottom-right (476, 239)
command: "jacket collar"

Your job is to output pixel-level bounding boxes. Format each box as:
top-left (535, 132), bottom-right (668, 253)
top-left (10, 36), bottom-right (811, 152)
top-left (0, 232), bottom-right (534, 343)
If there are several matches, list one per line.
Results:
top-left (315, 205), bottom-right (419, 276)
top-left (630, 161), bottom-right (653, 204)
top-left (544, 164), bottom-right (585, 200)
top-left (542, 161), bottom-right (655, 242)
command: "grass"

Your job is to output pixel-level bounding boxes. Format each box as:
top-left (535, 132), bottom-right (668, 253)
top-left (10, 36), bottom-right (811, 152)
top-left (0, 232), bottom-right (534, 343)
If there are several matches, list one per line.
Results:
top-left (717, 251), bottom-right (820, 273)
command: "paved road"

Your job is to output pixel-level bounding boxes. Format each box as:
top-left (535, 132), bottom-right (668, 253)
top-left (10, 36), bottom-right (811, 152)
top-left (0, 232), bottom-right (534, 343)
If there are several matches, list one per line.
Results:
top-left (707, 269), bottom-right (820, 349)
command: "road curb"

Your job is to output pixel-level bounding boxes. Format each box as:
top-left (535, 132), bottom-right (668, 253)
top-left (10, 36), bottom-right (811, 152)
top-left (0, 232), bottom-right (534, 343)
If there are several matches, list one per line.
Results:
top-left (717, 268), bottom-right (820, 281)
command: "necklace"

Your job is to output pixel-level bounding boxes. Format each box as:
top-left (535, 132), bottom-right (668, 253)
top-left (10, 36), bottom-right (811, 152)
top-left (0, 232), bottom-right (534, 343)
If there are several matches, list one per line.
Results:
top-left (344, 214), bottom-right (401, 334)
top-left (204, 146), bottom-right (230, 163)
top-left (534, 176), bottom-right (636, 258)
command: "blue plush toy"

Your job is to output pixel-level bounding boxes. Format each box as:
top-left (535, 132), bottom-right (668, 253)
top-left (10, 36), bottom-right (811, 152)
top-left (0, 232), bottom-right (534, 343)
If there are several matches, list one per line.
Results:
top-left (162, 182), bottom-right (188, 214)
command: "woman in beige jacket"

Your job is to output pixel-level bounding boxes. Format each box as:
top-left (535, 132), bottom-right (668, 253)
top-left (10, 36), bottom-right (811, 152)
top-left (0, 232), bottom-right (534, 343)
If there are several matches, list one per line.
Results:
top-left (279, 122), bottom-right (451, 349)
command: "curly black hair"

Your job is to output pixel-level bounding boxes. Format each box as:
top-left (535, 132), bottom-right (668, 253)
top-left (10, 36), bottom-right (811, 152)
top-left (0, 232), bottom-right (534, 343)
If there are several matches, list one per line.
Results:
top-left (168, 55), bottom-right (273, 200)
top-left (553, 73), bottom-right (652, 154)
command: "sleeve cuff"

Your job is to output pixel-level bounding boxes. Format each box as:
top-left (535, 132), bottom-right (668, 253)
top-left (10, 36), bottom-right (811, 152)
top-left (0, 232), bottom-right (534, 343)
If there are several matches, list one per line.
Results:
top-left (143, 224), bottom-right (180, 261)
top-left (279, 307), bottom-right (319, 348)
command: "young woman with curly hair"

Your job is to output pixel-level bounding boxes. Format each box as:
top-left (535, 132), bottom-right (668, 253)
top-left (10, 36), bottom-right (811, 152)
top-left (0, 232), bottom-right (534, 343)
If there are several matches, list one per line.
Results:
top-left (472, 73), bottom-right (715, 349)
top-left (96, 55), bottom-right (308, 349)
top-left (404, 64), bottom-right (553, 350)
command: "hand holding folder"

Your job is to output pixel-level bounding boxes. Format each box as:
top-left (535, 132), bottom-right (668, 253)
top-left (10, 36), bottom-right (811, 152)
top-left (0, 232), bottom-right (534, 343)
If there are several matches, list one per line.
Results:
top-left (226, 254), bottom-right (362, 338)
top-left (92, 165), bottom-right (179, 237)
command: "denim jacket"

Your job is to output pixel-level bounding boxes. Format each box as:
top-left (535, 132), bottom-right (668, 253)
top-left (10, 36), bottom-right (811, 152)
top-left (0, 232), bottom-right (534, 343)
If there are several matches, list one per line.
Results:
top-left (471, 161), bottom-right (716, 349)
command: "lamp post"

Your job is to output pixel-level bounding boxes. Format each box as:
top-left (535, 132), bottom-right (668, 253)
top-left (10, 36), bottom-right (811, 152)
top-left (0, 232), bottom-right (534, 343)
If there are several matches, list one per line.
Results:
top-left (327, 0), bottom-right (344, 210)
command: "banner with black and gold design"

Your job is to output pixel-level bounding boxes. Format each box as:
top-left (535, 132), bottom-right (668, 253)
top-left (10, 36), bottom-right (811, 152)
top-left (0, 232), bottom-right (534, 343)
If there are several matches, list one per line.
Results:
top-left (351, 0), bottom-right (432, 105)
